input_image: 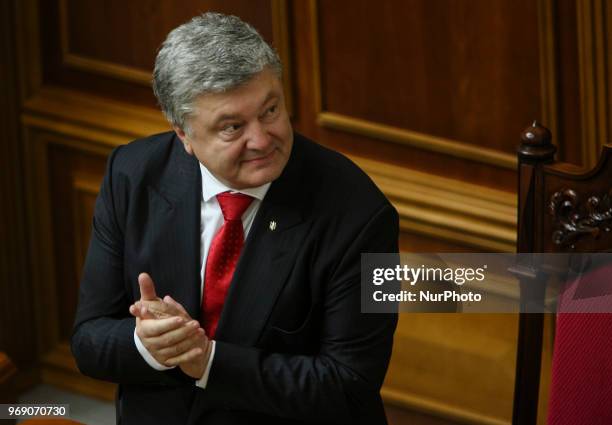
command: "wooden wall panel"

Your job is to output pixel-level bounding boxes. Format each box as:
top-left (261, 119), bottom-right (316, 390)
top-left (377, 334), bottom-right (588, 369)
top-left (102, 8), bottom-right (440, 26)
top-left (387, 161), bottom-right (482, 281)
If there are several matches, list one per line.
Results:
top-left (21, 122), bottom-right (120, 399)
top-left (555, 0), bottom-right (581, 164)
top-left (575, 0), bottom-right (609, 168)
top-left (39, 0), bottom-right (282, 106)
top-left (307, 122), bottom-right (520, 192)
top-left (64, 0), bottom-right (271, 77)
top-left (384, 314), bottom-right (518, 422)
top-left (318, 0), bottom-right (540, 155)
top-left (48, 144), bottom-right (105, 340)
top-left (301, 0), bottom-right (556, 195)
top-left (383, 313), bottom-right (553, 425)
top-left (0, 0), bottom-right (38, 393)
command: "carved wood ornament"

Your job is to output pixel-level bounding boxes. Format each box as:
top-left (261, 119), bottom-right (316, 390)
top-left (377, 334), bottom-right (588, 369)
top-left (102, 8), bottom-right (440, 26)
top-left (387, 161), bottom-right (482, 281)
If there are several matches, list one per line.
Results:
top-left (550, 188), bottom-right (612, 248)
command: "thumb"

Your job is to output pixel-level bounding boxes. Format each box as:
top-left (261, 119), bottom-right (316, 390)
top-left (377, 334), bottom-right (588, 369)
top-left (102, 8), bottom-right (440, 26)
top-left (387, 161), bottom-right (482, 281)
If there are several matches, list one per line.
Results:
top-left (138, 273), bottom-right (158, 301)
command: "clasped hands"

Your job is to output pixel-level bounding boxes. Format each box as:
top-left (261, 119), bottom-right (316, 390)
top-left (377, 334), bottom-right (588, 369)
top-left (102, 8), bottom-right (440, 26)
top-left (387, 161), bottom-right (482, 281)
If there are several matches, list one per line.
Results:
top-left (129, 273), bottom-right (211, 379)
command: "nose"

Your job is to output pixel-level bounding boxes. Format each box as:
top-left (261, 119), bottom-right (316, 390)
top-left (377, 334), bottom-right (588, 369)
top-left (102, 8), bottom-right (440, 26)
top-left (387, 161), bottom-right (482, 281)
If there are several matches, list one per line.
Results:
top-left (245, 121), bottom-right (272, 152)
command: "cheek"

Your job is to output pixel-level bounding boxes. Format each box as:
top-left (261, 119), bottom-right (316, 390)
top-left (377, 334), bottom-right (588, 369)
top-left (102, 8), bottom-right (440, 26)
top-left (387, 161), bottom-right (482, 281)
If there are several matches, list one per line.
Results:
top-left (192, 142), bottom-right (223, 170)
top-left (279, 118), bottom-right (293, 143)
top-left (269, 119), bottom-right (292, 144)
top-left (220, 143), bottom-right (247, 169)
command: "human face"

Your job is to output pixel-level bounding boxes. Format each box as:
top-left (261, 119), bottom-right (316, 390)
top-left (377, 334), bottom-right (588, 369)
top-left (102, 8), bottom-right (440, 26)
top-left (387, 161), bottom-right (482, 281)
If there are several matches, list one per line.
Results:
top-left (174, 68), bottom-right (293, 189)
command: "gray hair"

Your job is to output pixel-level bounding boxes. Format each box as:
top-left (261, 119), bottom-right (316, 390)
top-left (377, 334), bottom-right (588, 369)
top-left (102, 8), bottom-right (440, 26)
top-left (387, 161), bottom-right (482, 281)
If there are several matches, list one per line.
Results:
top-left (152, 12), bottom-right (282, 133)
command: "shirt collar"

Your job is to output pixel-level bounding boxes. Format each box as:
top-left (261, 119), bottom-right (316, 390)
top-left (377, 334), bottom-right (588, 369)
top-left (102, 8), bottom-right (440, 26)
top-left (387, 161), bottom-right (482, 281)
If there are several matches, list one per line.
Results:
top-left (199, 162), bottom-right (271, 202)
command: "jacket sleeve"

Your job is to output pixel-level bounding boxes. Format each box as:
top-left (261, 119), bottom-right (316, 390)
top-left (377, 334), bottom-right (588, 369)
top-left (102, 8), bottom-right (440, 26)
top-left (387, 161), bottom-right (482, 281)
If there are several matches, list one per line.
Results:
top-left (70, 146), bottom-right (186, 386)
top-left (195, 204), bottom-right (399, 424)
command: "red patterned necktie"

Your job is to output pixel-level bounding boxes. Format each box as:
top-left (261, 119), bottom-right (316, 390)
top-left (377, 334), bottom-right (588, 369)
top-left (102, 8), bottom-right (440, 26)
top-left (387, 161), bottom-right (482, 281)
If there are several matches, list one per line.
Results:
top-left (202, 192), bottom-right (253, 338)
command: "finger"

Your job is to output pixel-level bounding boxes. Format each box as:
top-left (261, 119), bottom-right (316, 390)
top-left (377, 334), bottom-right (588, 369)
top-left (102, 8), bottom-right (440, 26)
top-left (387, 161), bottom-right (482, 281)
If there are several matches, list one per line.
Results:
top-left (136, 300), bottom-right (173, 319)
top-left (157, 331), bottom-right (203, 358)
top-left (163, 295), bottom-right (189, 317)
top-left (140, 328), bottom-right (202, 365)
top-left (129, 304), bottom-right (149, 319)
top-left (195, 327), bottom-right (207, 341)
top-left (138, 316), bottom-right (186, 338)
top-left (139, 305), bottom-right (156, 320)
top-left (165, 346), bottom-right (203, 366)
top-left (138, 273), bottom-right (157, 301)
top-left (151, 320), bottom-right (200, 349)
top-left (143, 320), bottom-right (200, 349)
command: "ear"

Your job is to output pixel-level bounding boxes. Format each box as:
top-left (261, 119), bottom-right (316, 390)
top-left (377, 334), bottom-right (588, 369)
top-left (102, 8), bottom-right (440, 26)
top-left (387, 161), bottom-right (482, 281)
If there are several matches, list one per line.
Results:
top-left (174, 126), bottom-right (194, 156)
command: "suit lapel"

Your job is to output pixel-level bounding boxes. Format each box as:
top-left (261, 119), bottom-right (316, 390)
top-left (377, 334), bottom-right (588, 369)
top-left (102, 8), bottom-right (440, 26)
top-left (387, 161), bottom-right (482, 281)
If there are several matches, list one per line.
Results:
top-left (215, 139), bottom-right (309, 345)
top-left (149, 136), bottom-right (202, 321)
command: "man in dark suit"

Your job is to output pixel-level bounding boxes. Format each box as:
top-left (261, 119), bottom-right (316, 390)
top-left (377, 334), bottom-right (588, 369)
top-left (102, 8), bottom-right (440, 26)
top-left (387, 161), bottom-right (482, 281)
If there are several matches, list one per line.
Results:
top-left (71, 12), bottom-right (398, 425)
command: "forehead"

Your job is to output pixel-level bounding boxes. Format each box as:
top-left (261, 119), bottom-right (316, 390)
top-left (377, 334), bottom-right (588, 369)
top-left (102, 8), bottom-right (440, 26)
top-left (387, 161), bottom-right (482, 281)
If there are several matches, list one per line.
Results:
top-left (192, 69), bottom-right (283, 124)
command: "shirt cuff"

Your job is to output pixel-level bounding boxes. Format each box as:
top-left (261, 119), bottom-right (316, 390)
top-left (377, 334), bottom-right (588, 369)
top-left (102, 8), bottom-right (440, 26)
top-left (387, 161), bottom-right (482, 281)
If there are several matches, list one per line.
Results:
top-left (133, 328), bottom-right (175, 371)
top-left (195, 340), bottom-right (216, 389)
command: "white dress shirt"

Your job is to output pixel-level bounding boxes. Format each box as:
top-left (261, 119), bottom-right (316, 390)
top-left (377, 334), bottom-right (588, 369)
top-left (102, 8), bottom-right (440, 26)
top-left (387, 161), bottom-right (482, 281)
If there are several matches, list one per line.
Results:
top-left (134, 161), bottom-right (270, 388)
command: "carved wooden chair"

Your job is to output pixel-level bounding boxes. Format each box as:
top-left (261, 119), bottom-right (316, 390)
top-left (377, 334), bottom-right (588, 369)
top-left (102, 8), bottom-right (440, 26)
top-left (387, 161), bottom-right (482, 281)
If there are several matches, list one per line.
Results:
top-left (513, 122), bottom-right (612, 424)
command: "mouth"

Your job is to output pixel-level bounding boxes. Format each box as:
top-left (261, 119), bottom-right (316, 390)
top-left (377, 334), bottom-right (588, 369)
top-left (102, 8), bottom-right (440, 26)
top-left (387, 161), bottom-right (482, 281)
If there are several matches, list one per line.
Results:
top-left (243, 149), bottom-right (276, 164)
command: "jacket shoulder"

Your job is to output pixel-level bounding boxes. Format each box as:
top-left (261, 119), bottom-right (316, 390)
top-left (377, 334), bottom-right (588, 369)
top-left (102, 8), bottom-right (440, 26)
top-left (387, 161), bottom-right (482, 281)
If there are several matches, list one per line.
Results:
top-left (110, 131), bottom-right (176, 178)
top-left (294, 133), bottom-right (392, 212)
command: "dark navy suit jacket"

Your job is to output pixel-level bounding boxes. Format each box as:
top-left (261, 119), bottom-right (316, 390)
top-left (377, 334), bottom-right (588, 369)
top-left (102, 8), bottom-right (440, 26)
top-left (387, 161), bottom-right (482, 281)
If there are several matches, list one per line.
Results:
top-left (71, 131), bottom-right (399, 424)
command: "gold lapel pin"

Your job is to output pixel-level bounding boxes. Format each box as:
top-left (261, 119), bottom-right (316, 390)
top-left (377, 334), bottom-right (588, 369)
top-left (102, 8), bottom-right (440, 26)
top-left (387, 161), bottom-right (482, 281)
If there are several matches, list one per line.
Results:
top-left (269, 220), bottom-right (277, 231)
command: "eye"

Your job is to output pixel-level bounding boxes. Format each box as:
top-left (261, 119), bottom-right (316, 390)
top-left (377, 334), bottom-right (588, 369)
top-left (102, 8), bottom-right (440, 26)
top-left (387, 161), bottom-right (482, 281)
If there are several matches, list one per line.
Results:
top-left (262, 104), bottom-right (278, 119)
top-left (220, 123), bottom-right (242, 136)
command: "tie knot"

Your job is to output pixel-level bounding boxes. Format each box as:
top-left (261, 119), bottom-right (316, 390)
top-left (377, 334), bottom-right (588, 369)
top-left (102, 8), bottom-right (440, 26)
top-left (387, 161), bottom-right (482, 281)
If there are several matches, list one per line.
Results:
top-left (216, 192), bottom-right (254, 221)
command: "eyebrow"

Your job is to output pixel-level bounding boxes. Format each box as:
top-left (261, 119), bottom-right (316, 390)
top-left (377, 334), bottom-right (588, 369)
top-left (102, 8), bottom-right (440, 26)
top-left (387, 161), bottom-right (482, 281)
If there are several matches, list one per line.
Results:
top-left (211, 91), bottom-right (279, 127)
top-left (260, 91), bottom-right (278, 107)
top-left (212, 113), bottom-right (241, 126)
